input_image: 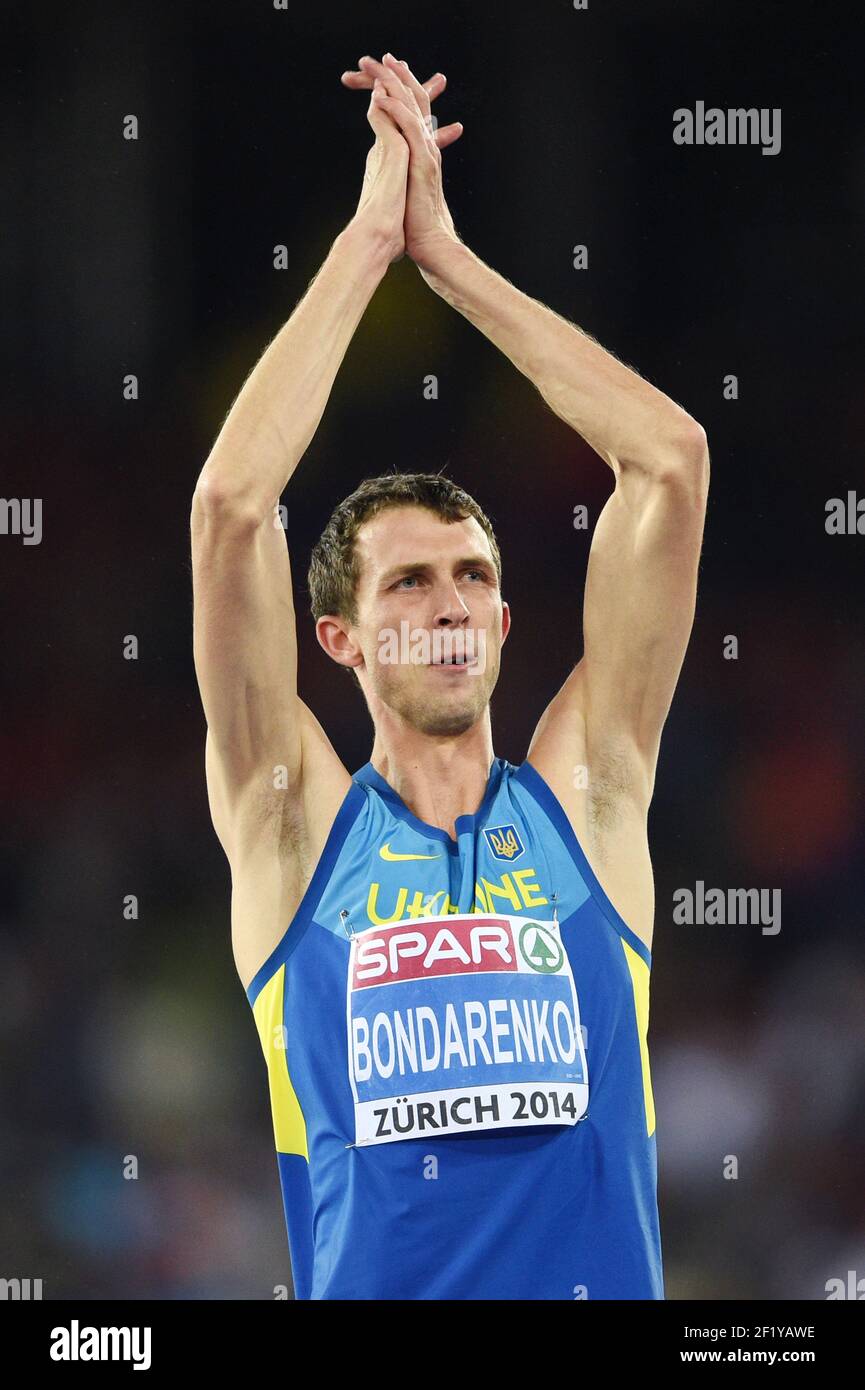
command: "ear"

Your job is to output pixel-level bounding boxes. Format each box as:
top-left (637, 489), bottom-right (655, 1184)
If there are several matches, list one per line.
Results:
top-left (500, 600), bottom-right (511, 645)
top-left (315, 615), bottom-right (364, 668)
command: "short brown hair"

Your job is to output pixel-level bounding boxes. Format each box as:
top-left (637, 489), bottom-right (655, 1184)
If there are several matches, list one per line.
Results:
top-left (307, 473), bottom-right (502, 624)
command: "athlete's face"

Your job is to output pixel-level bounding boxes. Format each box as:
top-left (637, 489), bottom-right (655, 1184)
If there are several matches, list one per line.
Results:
top-left (328, 506), bottom-right (510, 737)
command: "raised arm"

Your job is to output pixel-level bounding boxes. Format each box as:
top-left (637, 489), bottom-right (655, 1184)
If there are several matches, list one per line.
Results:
top-left (413, 234), bottom-right (709, 805)
top-left (349, 54), bottom-right (709, 827)
top-left (191, 91), bottom-right (408, 874)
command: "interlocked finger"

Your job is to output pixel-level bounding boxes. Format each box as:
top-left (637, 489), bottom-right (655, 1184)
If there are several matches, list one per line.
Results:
top-left (341, 57), bottom-right (461, 150)
top-left (384, 55), bottom-right (432, 124)
top-left (364, 54), bottom-right (430, 134)
top-left (342, 60), bottom-right (447, 110)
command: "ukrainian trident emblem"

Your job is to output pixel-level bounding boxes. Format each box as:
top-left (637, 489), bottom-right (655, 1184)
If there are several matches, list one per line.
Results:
top-left (483, 824), bottom-right (525, 862)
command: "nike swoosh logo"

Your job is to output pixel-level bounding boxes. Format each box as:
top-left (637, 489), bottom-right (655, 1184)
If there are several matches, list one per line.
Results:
top-left (379, 843), bottom-right (442, 862)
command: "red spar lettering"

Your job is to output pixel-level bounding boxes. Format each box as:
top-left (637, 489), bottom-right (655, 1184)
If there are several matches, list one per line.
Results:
top-left (353, 919), bottom-right (517, 988)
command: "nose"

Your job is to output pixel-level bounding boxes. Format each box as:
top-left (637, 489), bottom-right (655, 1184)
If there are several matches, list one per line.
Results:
top-left (432, 581), bottom-right (470, 627)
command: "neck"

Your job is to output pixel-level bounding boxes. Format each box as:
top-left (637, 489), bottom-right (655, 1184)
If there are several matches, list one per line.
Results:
top-left (368, 714), bottom-right (495, 840)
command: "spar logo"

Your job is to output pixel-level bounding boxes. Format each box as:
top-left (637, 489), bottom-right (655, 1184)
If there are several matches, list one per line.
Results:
top-left (519, 922), bottom-right (563, 974)
top-left (352, 918), bottom-right (517, 989)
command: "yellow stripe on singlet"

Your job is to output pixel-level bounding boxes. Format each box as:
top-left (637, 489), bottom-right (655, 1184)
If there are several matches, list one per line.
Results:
top-left (621, 939), bottom-right (656, 1138)
top-left (252, 965), bottom-right (309, 1160)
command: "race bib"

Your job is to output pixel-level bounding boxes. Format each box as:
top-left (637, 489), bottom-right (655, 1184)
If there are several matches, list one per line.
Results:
top-left (346, 913), bottom-right (589, 1147)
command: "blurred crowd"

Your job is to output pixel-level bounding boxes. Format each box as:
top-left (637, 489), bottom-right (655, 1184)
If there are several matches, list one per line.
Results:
top-left (2, 0), bottom-right (863, 1299)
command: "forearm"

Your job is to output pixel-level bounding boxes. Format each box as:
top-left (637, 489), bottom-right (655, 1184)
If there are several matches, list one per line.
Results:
top-left (196, 218), bottom-right (391, 517)
top-left (420, 239), bottom-right (704, 474)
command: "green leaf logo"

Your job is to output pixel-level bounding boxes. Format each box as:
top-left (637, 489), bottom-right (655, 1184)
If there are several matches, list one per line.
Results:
top-left (519, 923), bottom-right (564, 974)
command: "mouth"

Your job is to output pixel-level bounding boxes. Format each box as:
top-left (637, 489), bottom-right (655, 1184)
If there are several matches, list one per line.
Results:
top-left (427, 656), bottom-right (478, 673)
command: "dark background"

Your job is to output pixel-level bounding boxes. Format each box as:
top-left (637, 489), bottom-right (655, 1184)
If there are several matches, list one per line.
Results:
top-left (2, 0), bottom-right (864, 1298)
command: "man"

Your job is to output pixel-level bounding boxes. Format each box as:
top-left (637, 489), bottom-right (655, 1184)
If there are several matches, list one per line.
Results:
top-left (191, 53), bottom-right (709, 1300)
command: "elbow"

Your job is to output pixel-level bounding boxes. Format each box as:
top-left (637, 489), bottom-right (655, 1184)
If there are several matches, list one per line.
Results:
top-left (677, 417), bottom-right (710, 468)
top-left (191, 475), bottom-right (269, 532)
top-left (658, 419), bottom-right (710, 497)
top-left (680, 419), bottom-right (710, 469)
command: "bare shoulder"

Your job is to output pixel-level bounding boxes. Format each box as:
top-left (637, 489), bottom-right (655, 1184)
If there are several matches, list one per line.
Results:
top-left (525, 662), bottom-right (656, 953)
top-left (212, 701), bottom-right (354, 991)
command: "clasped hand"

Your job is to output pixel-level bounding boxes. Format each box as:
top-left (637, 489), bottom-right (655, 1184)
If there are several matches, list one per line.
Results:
top-left (343, 52), bottom-right (463, 268)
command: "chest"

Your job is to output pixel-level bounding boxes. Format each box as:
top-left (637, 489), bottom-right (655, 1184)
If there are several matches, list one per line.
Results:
top-left (326, 819), bottom-right (573, 934)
